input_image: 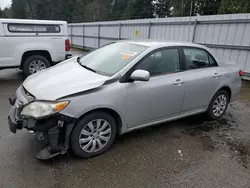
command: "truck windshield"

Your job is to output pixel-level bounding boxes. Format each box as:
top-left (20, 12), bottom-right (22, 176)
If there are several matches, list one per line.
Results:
top-left (79, 42), bottom-right (148, 76)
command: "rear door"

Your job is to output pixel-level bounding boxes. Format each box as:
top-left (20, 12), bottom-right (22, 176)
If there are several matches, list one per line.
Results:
top-left (180, 47), bottom-right (220, 114)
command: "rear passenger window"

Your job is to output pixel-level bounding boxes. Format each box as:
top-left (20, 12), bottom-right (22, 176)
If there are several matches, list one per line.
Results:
top-left (8, 24), bottom-right (60, 33)
top-left (183, 48), bottom-right (210, 69)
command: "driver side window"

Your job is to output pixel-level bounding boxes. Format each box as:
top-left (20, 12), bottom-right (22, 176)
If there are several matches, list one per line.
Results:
top-left (135, 48), bottom-right (180, 77)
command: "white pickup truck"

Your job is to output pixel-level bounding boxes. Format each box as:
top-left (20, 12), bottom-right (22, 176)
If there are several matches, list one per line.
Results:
top-left (0, 19), bottom-right (71, 76)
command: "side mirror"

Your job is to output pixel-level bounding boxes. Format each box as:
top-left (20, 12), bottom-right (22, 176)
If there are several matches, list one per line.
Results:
top-left (130, 69), bottom-right (150, 82)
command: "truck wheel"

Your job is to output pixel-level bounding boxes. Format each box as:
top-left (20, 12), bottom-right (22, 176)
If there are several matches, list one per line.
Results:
top-left (70, 112), bottom-right (117, 158)
top-left (23, 55), bottom-right (50, 76)
top-left (207, 90), bottom-right (229, 120)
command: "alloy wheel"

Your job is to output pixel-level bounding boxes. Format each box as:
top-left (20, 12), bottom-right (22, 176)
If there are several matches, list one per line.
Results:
top-left (212, 94), bottom-right (228, 117)
top-left (29, 60), bottom-right (47, 74)
top-left (79, 119), bottom-right (112, 153)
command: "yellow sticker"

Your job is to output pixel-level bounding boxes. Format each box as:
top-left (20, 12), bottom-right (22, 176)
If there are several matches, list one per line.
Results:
top-left (135, 30), bottom-right (140, 36)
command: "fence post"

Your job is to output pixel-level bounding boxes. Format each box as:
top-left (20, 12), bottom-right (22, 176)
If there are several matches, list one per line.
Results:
top-left (192, 19), bottom-right (198, 43)
top-left (70, 25), bottom-right (73, 44)
top-left (118, 23), bottom-right (122, 40)
top-left (82, 24), bottom-right (85, 49)
top-left (148, 22), bottom-right (152, 39)
top-left (97, 24), bottom-right (100, 48)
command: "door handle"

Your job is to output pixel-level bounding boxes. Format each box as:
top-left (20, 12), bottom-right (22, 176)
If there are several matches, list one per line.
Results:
top-left (213, 73), bottom-right (220, 78)
top-left (174, 79), bottom-right (184, 85)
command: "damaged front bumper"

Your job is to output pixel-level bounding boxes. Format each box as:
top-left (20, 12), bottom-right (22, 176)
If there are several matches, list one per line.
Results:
top-left (8, 116), bottom-right (20, 134)
top-left (8, 87), bottom-right (76, 160)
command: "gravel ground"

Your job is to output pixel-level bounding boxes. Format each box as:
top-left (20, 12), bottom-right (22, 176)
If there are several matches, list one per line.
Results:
top-left (0, 67), bottom-right (250, 188)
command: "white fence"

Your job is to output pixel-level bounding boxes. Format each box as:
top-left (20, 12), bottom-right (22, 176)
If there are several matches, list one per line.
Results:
top-left (68, 14), bottom-right (250, 75)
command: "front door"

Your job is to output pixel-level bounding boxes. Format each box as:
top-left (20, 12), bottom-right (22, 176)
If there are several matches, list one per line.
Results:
top-left (119, 48), bottom-right (186, 128)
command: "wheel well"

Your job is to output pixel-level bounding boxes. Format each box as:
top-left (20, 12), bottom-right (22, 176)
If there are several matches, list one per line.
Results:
top-left (78, 108), bottom-right (123, 133)
top-left (20, 50), bottom-right (52, 69)
top-left (219, 86), bottom-right (232, 101)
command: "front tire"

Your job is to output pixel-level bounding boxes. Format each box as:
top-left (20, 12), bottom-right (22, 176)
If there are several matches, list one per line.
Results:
top-left (70, 112), bottom-right (117, 158)
top-left (23, 55), bottom-right (50, 76)
top-left (207, 90), bottom-right (229, 120)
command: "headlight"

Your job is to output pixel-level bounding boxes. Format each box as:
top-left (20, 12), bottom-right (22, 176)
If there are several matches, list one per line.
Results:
top-left (21, 101), bottom-right (69, 118)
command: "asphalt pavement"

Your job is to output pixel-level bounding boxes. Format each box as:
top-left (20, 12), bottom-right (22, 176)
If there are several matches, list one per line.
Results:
top-left (0, 68), bottom-right (250, 188)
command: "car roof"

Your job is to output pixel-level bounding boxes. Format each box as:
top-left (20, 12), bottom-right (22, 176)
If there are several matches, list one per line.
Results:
top-left (0, 19), bottom-right (67, 25)
top-left (122, 40), bottom-right (221, 65)
top-left (126, 40), bottom-right (206, 49)
top-left (126, 39), bottom-right (216, 55)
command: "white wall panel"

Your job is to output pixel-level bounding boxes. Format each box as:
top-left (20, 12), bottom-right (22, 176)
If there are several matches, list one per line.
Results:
top-left (84, 26), bottom-right (98, 36)
top-left (218, 24), bottom-right (229, 44)
top-left (216, 48), bottom-right (224, 60)
top-left (241, 24), bottom-right (250, 46)
top-left (72, 36), bottom-right (83, 47)
top-left (212, 25), bottom-right (221, 44)
top-left (233, 24), bottom-right (245, 45)
top-left (100, 25), bottom-right (119, 38)
top-left (100, 39), bottom-right (118, 47)
top-left (238, 51), bottom-right (248, 69)
top-left (229, 50), bottom-right (239, 64)
top-left (226, 24), bottom-right (237, 45)
top-left (72, 26), bottom-right (82, 36)
top-left (244, 52), bottom-right (250, 72)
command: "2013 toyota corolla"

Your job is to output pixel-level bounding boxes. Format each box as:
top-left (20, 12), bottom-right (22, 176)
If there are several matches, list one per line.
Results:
top-left (8, 41), bottom-right (242, 159)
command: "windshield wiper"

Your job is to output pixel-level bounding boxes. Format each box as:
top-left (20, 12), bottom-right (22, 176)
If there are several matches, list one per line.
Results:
top-left (77, 56), bottom-right (80, 63)
top-left (80, 64), bottom-right (96, 73)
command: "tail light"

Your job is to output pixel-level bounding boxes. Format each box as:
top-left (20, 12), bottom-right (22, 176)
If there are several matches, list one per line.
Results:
top-left (65, 39), bottom-right (70, 51)
top-left (239, 70), bottom-right (243, 77)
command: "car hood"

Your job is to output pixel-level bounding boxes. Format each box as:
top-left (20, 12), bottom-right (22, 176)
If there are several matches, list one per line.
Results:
top-left (23, 58), bottom-right (109, 101)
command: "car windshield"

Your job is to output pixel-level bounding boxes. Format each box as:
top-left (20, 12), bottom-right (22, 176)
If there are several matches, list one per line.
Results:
top-left (79, 42), bottom-right (148, 76)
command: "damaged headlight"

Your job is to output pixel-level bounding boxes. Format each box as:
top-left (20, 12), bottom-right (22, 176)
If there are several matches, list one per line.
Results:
top-left (21, 101), bottom-right (69, 118)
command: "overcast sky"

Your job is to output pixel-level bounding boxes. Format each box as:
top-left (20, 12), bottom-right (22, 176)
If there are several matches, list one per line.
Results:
top-left (0, 0), bottom-right (11, 9)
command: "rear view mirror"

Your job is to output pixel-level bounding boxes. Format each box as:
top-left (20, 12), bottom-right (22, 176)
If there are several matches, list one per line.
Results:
top-left (130, 70), bottom-right (150, 82)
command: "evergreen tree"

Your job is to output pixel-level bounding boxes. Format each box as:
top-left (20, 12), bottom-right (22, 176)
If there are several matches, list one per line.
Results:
top-left (11, 0), bottom-right (26, 18)
top-left (83, 0), bottom-right (111, 22)
top-left (122, 0), bottom-right (154, 19)
top-left (219, 0), bottom-right (250, 14)
top-left (112, 0), bottom-right (129, 20)
top-left (154, 0), bottom-right (170, 18)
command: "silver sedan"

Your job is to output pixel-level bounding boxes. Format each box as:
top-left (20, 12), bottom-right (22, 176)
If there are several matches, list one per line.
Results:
top-left (8, 41), bottom-right (242, 159)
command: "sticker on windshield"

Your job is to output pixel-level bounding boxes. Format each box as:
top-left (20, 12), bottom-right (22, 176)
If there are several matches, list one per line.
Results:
top-left (122, 53), bottom-right (129, 60)
top-left (120, 51), bottom-right (138, 60)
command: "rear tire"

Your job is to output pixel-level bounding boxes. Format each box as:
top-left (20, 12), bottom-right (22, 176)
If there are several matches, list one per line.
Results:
top-left (70, 112), bottom-right (117, 158)
top-left (207, 90), bottom-right (229, 120)
top-left (23, 55), bottom-right (50, 76)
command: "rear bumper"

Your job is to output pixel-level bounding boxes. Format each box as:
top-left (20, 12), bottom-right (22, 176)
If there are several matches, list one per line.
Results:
top-left (230, 79), bottom-right (242, 102)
